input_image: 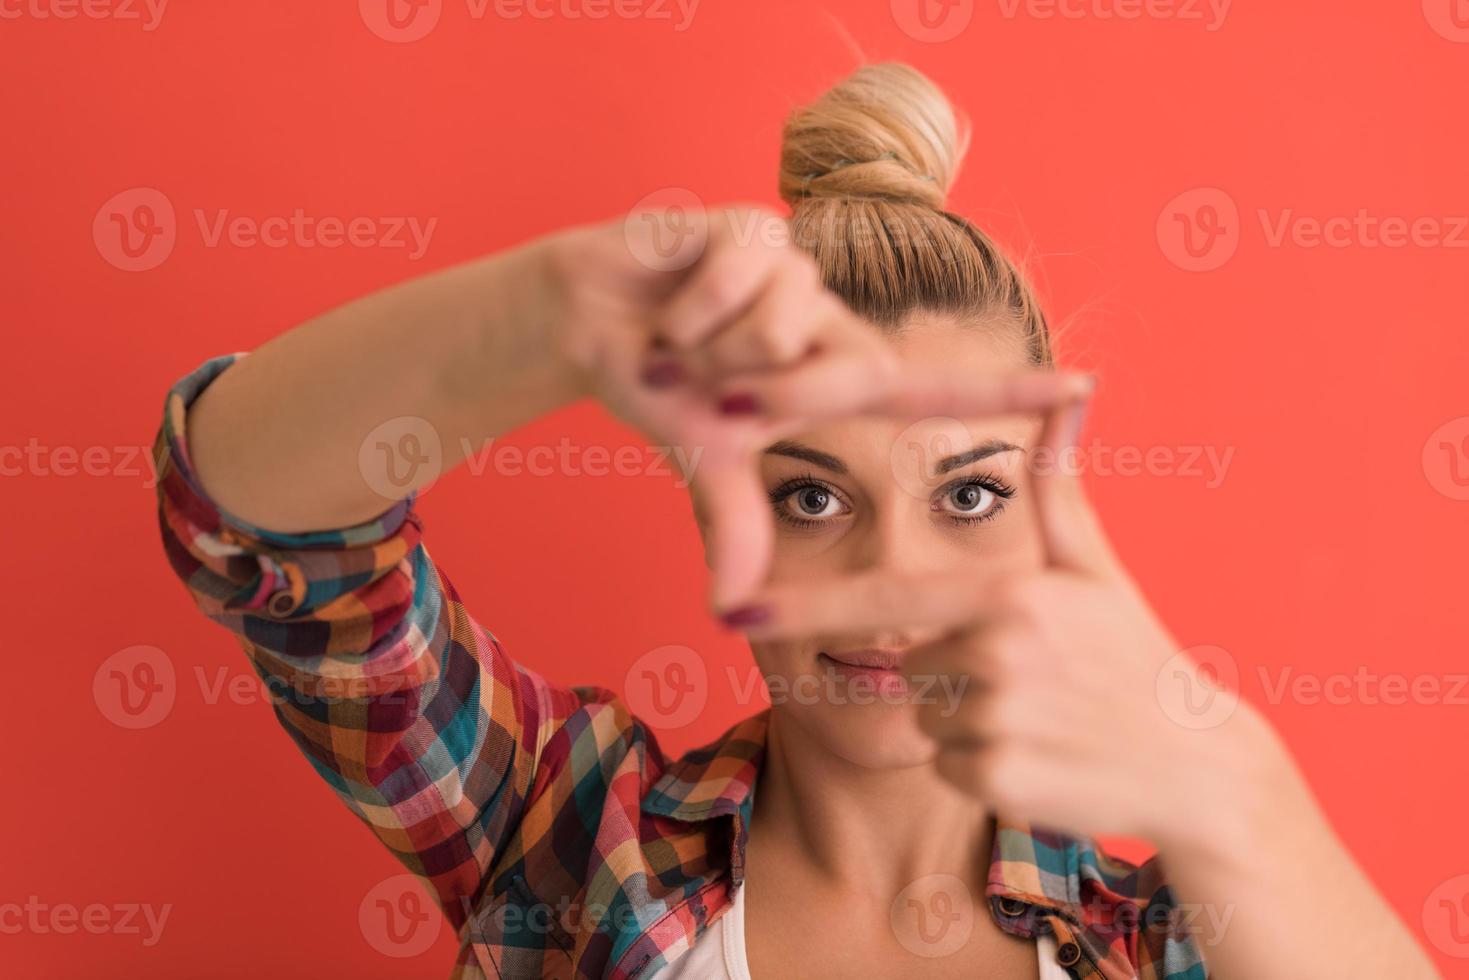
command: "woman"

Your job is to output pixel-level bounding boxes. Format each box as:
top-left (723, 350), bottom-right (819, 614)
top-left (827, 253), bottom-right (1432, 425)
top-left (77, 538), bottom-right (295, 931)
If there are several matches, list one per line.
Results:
top-left (152, 64), bottom-right (1438, 979)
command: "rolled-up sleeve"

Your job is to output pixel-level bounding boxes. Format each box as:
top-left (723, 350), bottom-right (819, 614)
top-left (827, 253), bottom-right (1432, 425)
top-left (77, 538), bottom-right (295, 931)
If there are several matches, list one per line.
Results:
top-left (151, 353), bottom-right (583, 927)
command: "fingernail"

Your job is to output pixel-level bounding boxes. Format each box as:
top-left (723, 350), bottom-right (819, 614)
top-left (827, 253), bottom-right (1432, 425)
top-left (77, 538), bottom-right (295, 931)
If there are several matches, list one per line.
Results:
top-left (641, 360), bottom-right (686, 388)
top-left (719, 393), bottom-right (760, 415)
top-left (720, 605), bottom-right (771, 629)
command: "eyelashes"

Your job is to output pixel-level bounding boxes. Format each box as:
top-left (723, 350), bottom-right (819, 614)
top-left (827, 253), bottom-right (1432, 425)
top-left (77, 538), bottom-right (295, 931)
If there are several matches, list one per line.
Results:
top-left (767, 471), bottom-right (1017, 529)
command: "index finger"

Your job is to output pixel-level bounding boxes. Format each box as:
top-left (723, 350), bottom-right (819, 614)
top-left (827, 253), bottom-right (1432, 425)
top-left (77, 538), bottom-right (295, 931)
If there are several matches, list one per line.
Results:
top-left (720, 568), bottom-right (999, 639)
top-left (873, 368), bottom-right (1094, 420)
top-left (696, 456), bottom-right (776, 610)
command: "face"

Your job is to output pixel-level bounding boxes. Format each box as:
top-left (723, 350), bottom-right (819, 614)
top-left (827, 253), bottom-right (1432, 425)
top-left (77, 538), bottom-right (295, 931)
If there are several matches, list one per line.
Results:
top-left (720, 313), bottom-right (1050, 771)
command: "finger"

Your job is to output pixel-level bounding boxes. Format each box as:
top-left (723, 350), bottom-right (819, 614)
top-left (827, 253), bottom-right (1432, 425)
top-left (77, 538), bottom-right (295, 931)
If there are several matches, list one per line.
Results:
top-left (900, 633), bottom-right (989, 736)
top-left (875, 368), bottom-right (1095, 419)
top-left (719, 568), bottom-right (995, 636)
top-left (691, 263), bottom-right (827, 377)
top-left (712, 322), bottom-right (899, 419)
top-left (1031, 389), bottom-right (1117, 576)
top-left (656, 214), bottom-right (793, 349)
top-left (695, 458), bottom-right (775, 609)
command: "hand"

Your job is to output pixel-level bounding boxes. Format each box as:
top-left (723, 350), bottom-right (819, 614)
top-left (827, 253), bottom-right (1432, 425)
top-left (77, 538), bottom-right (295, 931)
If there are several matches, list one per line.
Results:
top-left (541, 206), bottom-right (1091, 607)
top-left (728, 395), bottom-right (1291, 847)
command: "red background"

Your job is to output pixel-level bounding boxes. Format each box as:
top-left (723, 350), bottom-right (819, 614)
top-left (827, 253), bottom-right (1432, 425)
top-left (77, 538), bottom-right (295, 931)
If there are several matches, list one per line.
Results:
top-left (3, 0), bottom-right (1467, 976)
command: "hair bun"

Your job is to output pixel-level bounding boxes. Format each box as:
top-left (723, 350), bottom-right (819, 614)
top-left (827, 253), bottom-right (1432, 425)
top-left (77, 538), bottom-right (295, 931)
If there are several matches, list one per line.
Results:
top-left (779, 63), bottom-right (967, 211)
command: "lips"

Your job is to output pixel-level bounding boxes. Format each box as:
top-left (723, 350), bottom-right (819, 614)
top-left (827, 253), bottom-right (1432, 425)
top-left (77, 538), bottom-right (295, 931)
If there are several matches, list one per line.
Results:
top-left (820, 648), bottom-right (905, 671)
top-left (817, 649), bottom-right (910, 698)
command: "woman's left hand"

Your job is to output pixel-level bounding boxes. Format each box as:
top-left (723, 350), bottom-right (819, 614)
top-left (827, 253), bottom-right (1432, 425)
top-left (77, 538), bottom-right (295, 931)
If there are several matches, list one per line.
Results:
top-left (729, 395), bottom-right (1447, 980)
top-left (729, 395), bottom-right (1292, 850)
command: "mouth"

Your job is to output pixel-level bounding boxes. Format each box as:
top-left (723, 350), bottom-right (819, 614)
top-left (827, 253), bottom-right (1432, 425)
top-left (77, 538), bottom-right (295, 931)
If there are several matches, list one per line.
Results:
top-left (817, 648), bottom-right (910, 697)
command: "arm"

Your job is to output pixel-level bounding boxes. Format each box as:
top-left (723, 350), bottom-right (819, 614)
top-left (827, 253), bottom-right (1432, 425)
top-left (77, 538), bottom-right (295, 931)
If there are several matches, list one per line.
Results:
top-left (153, 237), bottom-right (594, 927)
top-left (153, 208), bottom-right (892, 928)
top-left (184, 237), bottom-right (582, 532)
top-left (1151, 716), bottom-right (1443, 980)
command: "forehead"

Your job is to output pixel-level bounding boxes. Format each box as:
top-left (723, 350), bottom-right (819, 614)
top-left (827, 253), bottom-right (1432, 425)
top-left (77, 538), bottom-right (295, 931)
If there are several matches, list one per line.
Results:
top-left (887, 311), bottom-right (1033, 373)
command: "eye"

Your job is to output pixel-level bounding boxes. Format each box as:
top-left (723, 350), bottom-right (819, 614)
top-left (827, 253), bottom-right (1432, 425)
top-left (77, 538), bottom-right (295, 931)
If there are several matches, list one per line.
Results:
top-left (769, 478), bottom-right (851, 527)
top-left (932, 476), bottom-right (1015, 524)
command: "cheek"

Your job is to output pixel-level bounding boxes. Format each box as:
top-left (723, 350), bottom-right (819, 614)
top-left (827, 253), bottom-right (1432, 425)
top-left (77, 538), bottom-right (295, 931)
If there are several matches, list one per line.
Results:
top-left (765, 524), bottom-right (854, 581)
top-left (748, 638), bottom-right (807, 685)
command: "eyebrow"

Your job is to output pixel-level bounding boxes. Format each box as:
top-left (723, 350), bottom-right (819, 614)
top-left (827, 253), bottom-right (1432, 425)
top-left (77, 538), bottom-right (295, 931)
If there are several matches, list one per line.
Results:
top-left (765, 440), bottom-right (847, 474)
top-left (763, 439), bottom-right (1021, 477)
top-left (934, 440), bottom-right (1022, 474)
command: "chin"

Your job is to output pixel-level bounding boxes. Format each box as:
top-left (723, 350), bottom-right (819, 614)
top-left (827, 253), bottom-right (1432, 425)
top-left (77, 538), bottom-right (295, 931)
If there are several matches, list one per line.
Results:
top-left (771, 693), bottom-right (939, 771)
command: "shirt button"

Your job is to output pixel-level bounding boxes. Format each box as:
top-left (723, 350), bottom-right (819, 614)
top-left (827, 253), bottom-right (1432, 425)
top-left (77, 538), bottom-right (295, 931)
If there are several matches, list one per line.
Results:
top-left (1057, 941), bottom-right (1083, 967)
top-left (997, 898), bottom-right (1027, 917)
top-left (266, 590), bottom-right (298, 618)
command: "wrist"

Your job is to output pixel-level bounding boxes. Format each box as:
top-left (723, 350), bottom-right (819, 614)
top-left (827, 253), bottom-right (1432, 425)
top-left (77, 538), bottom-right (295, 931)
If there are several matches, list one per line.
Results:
top-left (454, 236), bottom-right (593, 418)
top-left (517, 232), bottom-right (598, 404)
top-left (1150, 705), bottom-right (1309, 873)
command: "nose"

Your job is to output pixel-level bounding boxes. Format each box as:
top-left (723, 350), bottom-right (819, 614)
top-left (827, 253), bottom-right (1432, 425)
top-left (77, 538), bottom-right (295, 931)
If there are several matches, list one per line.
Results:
top-left (841, 489), bottom-right (950, 579)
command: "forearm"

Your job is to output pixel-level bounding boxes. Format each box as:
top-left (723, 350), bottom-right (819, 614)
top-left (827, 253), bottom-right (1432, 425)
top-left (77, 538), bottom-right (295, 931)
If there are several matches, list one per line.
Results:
top-left (1156, 717), bottom-right (1440, 980)
top-left (186, 235), bottom-right (585, 531)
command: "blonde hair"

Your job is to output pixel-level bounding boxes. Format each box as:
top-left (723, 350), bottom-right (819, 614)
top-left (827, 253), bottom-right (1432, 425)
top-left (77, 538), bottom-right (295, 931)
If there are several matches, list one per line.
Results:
top-left (779, 63), bottom-right (1052, 365)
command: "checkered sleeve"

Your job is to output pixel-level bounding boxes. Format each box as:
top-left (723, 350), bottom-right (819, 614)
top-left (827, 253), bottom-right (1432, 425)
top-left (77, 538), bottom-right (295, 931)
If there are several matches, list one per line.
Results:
top-left (151, 353), bottom-right (585, 929)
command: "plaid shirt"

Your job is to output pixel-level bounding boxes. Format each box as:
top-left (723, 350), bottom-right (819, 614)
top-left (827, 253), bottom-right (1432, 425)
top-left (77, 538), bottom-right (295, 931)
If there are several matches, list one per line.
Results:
top-left (153, 354), bottom-right (1208, 980)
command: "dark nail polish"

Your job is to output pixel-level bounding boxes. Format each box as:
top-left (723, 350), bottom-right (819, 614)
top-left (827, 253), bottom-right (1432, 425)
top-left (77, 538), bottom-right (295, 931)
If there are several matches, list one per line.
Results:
top-left (719, 393), bottom-right (760, 415)
top-left (720, 605), bottom-right (771, 629)
top-left (641, 361), bottom-right (686, 388)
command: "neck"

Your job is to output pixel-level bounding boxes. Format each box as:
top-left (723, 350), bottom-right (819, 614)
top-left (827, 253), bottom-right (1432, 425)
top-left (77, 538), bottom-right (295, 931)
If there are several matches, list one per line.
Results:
top-left (747, 709), bottom-right (994, 900)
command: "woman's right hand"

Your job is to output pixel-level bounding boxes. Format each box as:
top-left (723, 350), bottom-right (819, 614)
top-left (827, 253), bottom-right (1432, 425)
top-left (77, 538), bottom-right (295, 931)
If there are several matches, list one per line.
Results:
top-left (536, 204), bottom-right (1090, 608)
top-left (540, 206), bottom-right (903, 607)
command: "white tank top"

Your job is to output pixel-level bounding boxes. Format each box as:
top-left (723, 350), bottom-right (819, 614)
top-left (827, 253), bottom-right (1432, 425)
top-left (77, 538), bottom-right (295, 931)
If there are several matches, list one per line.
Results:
top-left (653, 882), bottom-right (1074, 979)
